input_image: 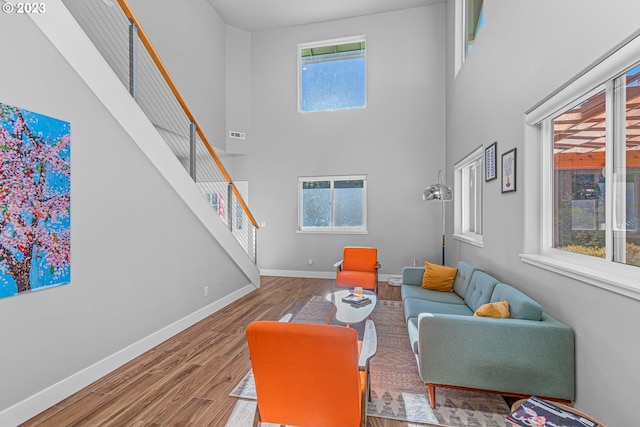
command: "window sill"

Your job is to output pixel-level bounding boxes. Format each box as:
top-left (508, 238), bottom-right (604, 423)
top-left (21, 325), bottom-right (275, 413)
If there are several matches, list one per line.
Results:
top-left (452, 233), bottom-right (484, 248)
top-left (297, 229), bottom-right (368, 235)
top-left (519, 252), bottom-right (640, 301)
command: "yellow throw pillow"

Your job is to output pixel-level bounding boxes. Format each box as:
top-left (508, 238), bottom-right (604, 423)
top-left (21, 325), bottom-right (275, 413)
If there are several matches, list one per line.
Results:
top-left (474, 301), bottom-right (511, 318)
top-left (421, 262), bottom-right (458, 292)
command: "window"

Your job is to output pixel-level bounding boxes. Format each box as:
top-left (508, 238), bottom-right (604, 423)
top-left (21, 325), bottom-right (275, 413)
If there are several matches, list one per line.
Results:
top-left (454, 146), bottom-right (484, 246)
top-left (298, 36), bottom-right (366, 113)
top-left (523, 32), bottom-right (640, 300)
top-left (298, 175), bottom-right (367, 233)
top-left (551, 88), bottom-right (607, 258)
top-left (455, 0), bottom-right (484, 74)
top-left (465, 0), bottom-right (484, 54)
top-left (548, 68), bottom-right (640, 267)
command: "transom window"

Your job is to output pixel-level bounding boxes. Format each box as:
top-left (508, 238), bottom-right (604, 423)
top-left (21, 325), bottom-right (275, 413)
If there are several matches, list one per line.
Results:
top-left (298, 37), bottom-right (366, 113)
top-left (465, 0), bottom-right (484, 54)
top-left (298, 175), bottom-right (367, 233)
top-left (455, 0), bottom-right (484, 75)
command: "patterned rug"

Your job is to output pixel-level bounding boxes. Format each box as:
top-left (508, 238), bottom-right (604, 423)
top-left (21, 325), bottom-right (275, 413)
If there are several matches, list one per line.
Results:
top-left (231, 296), bottom-right (511, 427)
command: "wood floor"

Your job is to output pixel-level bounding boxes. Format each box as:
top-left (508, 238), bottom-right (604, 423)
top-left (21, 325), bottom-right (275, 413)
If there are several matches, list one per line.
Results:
top-left (21, 277), bottom-right (409, 427)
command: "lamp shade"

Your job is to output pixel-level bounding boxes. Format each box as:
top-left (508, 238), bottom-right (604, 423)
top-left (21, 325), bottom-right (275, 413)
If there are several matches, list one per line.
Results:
top-left (423, 182), bottom-right (452, 202)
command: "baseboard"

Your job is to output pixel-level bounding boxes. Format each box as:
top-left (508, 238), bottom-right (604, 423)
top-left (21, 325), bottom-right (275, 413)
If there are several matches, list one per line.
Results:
top-left (0, 283), bottom-right (256, 427)
top-left (260, 269), bottom-right (336, 279)
top-left (260, 269), bottom-right (401, 282)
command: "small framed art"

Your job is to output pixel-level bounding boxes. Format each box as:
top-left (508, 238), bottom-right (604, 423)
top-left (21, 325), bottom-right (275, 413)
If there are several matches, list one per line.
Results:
top-left (485, 142), bottom-right (497, 181)
top-left (501, 148), bottom-right (516, 193)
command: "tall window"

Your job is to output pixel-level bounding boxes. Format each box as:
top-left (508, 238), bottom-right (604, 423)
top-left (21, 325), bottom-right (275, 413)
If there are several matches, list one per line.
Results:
top-left (298, 176), bottom-right (367, 233)
top-left (454, 146), bottom-right (484, 246)
top-left (298, 37), bottom-right (366, 113)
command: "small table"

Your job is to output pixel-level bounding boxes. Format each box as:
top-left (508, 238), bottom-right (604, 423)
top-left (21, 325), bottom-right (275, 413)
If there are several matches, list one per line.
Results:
top-left (326, 290), bottom-right (376, 326)
top-left (509, 399), bottom-right (606, 427)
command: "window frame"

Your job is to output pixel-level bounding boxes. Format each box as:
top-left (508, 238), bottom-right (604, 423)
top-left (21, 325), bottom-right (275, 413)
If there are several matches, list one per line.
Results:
top-left (522, 29), bottom-right (640, 301)
top-left (454, 146), bottom-right (484, 247)
top-left (297, 35), bottom-right (367, 113)
top-left (297, 175), bottom-right (368, 234)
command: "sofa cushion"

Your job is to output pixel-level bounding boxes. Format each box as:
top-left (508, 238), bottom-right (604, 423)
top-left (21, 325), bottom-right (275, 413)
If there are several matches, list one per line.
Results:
top-left (464, 271), bottom-right (499, 312)
top-left (421, 262), bottom-right (458, 292)
top-left (452, 261), bottom-right (480, 299)
top-left (403, 297), bottom-right (473, 321)
top-left (474, 301), bottom-right (510, 318)
top-left (401, 266), bottom-right (427, 287)
top-left (491, 283), bottom-right (543, 321)
top-left (401, 284), bottom-right (467, 305)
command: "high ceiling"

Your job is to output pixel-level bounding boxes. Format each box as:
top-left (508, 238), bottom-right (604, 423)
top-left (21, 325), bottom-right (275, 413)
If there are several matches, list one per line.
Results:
top-left (206, 0), bottom-right (445, 32)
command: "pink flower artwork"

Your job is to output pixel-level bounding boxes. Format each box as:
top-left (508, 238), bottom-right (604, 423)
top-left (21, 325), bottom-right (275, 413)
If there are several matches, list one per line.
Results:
top-left (0, 102), bottom-right (70, 298)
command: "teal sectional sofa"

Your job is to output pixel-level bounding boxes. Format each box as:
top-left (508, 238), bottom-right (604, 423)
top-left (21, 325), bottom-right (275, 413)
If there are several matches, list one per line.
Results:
top-left (402, 261), bottom-right (575, 408)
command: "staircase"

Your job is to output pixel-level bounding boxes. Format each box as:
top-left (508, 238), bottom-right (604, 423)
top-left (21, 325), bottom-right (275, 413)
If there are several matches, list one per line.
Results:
top-left (30, 0), bottom-right (259, 284)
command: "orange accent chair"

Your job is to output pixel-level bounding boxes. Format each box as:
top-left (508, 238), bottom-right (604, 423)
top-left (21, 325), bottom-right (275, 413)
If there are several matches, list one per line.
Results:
top-left (335, 246), bottom-right (381, 293)
top-left (246, 319), bottom-right (377, 427)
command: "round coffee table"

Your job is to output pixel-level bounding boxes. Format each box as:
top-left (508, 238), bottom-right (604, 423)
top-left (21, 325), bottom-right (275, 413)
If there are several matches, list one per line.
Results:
top-left (326, 289), bottom-right (376, 325)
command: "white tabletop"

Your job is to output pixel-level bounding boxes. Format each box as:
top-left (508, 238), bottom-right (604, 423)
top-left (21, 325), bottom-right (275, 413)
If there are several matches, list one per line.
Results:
top-left (326, 289), bottom-right (376, 324)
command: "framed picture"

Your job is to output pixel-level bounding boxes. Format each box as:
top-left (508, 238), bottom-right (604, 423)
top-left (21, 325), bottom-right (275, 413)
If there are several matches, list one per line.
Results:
top-left (485, 142), bottom-right (497, 181)
top-left (502, 148), bottom-right (517, 193)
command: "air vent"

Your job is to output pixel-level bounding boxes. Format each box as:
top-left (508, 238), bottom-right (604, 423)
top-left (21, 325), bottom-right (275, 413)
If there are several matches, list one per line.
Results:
top-left (229, 131), bottom-right (246, 140)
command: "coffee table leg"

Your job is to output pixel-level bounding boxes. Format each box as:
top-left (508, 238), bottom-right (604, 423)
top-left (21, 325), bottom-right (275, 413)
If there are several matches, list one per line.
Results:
top-left (326, 305), bottom-right (336, 325)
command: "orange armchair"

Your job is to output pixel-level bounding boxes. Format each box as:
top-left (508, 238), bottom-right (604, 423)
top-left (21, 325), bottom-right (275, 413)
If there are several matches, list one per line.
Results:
top-left (246, 319), bottom-right (377, 427)
top-left (335, 246), bottom-right (381, 293)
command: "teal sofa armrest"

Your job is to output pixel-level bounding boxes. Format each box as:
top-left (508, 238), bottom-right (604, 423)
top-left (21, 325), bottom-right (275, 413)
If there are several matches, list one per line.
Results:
top-left (402, 266), bottom-right (424, 286)
top-left (416, 312), bottom-right (575, 401)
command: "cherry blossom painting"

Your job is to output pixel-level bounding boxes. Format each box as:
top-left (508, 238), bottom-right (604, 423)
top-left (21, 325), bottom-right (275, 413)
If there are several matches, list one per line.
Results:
top-left (0, 102), bottom-right (70, 298)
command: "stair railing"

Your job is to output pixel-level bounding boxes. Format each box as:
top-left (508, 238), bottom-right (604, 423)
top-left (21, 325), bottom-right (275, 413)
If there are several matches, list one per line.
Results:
top-left (61, 0), bottom-right (258, 262)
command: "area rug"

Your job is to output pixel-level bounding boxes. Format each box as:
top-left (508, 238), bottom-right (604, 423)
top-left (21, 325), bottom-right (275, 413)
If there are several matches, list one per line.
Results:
top-left (231, 296), bottom-right (511, 427)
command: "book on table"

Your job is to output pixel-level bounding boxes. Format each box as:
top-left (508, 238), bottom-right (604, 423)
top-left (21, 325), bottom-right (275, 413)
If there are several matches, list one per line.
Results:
top-left (506, 396), bottom-right (600, 427)
top-left (341, 293), bottom-right (372, 306)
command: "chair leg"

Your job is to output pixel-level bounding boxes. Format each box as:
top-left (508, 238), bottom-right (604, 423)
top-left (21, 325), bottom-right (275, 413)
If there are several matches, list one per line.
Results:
top-left (251, 403), bottom-right (261, 427)
top-left (427, 384), bottom-right (436, 408)
top-left (326, 304), bottom-right (336, 324)
top-left (362, 371), bottom-right (371, 426)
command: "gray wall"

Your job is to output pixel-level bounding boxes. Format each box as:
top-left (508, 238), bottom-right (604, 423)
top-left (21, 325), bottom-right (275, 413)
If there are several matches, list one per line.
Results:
top-left (230, 5), bottom-right (447, 275)
top-left (445, 0), bottom-right (640, 424)
top-left (128, 0), bottom-right (227, 150)
top-left (0, 7), bottom-right (250, 419)
top-left (225, 25), bottom-right (252, 154)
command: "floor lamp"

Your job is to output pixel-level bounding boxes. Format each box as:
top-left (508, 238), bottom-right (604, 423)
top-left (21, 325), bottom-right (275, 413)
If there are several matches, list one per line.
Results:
top-left (423, 170), bottom-right (453, 265)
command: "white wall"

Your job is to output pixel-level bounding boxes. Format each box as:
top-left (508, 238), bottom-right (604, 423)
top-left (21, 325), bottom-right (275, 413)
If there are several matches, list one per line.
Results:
top-left (445, 0), bottom-right (640, 424)
top-left (128, 0), bottom-right (227, 150)
top-left (0, 6), bottom-right (252, 424)
top-left (225, 25), bottom-right (252, 155)
top-left (229, 5), bottom-right (447, 276)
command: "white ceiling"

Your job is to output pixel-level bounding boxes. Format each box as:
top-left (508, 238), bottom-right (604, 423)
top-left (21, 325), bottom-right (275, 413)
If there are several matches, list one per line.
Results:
top-left (206, 0), bottom-right (445, 32)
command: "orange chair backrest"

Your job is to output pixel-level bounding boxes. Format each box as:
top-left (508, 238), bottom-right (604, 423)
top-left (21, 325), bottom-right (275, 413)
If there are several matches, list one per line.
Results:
top-left (343, 246), bottom-right (378, 272)
top-left (246, 321), bottom-right (362, 427)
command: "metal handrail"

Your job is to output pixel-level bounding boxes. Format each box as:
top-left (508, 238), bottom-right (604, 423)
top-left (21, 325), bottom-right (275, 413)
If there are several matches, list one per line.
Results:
top-left (116, 0), bottom-right (258, 230)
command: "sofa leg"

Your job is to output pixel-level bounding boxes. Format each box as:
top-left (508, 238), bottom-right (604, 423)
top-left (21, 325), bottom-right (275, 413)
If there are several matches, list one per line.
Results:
top-left (427, 384), bottom-right (436, 408)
